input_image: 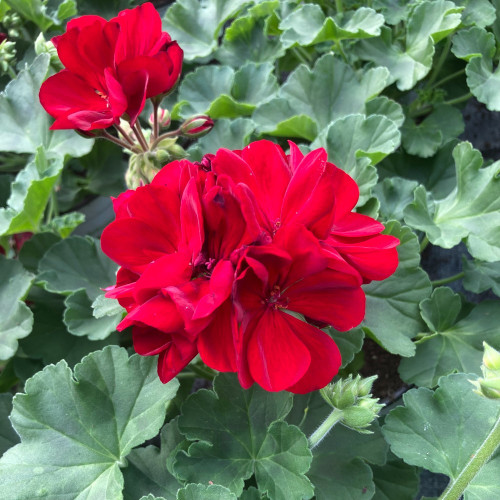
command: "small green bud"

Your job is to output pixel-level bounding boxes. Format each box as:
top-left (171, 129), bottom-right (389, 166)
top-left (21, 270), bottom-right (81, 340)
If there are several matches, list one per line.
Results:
top-left (180, 115), bottom-right (214, 138)
top-left (342, 406), bottom-right (377, 430)
top-left (358, 375), bottom-right (377, 397)
top-left (34, 33), bottom-right (62, 70)
top-left (483, 342), bottom-right (500, 372)
top-left (0, 38), bottom-right (16, 75)
top-left (168, 143), bottom-right (187, 159)
top-left (470, 343), bottom-right (500, 400)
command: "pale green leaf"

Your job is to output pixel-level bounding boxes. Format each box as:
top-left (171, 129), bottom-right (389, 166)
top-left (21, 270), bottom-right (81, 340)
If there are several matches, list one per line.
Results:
top-left (404, 142), bottom-right (500, 261)
top-left (217, 14), bottom-right (285, 67)
top-left (372, 0), bottom-right (413, 25)
top-left (365, 96), bottom-right (405, 127)
top-left (374, 177), bottom-right (419, 221)
top-left (174, 373), bottom-right (313, 500)
top-left (0, 256), bottom-right (33, 360)
top-left (383, 373), bottom-right (500, 495)
top-left (64, 289), bottom-right (121, 340)
top-left (253, 54), bottom-right (389, 137)
top-left (399, 301), bottom-right (500, 387)
top-left (0, 347), bottom-right (179, 500)
top-left (455, 0), bottom-right (496, 28)
top-left (279, 5), bottom-right (384, 48)
top-left (177, 484), bottom-right (237, 500)
top-left (0, 54), bottom-right (93, 158)
top-left (164, 0), bottom-right (252, 61)
top-left (463, 258), bottom-right (500, 297)
top-left (452, 26), bottom-right (496, 61)
top-left (92, 293), bottom-right (125, 320)
top-left (187, 118), bottom-right (255, 161)
top-left (4, 0), bottom-right (76, 30)
top-left (0, 149), bottom-right (62, 236)
top-left (37, 235), bottom-right (118, 301)
top-left (466, 57), bottom-right (500, 111)
top-left (0, 394), bottom-right (19, 457)
top-left (363, 221), bottom-right (431, 356)
top-left (41, 211), bottom-right (85, 238)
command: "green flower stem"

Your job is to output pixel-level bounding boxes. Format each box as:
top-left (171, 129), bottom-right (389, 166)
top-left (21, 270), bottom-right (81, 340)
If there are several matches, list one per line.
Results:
top-left (150, 128), bottom-right (182, 150)
top-left (6, 64), bottom-right (16, 79)
top-left (443, 92), bottom-right (473, 107)
top-left (419, 235), bottom-right (429, 253)
top-left (439, 412), bottom-right (500, 500)
top-left (431, 272), bottom-right (465, 287)
top-left (292, 47), bottom-right (310, 66)
top-left (308, 408), bottom-right (343, 449)
top-left (426, 36), bottom-right (453, 89)
top-left (133, 120), bottom-right (149, 152)
top-left (335, 0), bottom-right (343, 14)
top-left (430, 68), bottom-right (466, 90)
top-left (102, 130), bottom-right (141, 153)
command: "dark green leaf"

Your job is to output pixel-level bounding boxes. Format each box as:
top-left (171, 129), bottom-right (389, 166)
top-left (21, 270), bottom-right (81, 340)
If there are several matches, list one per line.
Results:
top-left (0, 346), bottom-right (179, 499)
top-left (4, 0), bottom-right (76, 30)
top-left (17, 232), bottom-right (61, 273)
top-left (326, 327), bottom-right (364, 368)
top-left (463, 258), bottom-right (500, 297)
top-left (177, 484), bottom-right (237, 500)
top-left (371, 454), bottom-right (419, 500)
top-left (374, 177), bottom-right (419, 222)
top-left (0, 394), bottom-right (19, 457)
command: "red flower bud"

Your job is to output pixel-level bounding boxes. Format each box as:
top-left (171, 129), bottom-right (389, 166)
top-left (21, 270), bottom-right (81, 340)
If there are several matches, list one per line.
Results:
top-left (180, 115), bottom-right (214, 137)
top-left (149, 108), bottom-right (171, 129)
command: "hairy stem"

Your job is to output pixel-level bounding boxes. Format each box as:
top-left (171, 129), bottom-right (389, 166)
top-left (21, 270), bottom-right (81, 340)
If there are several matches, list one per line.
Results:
top-left (439, 413), bottom-right (500, 500)
top-left (308, 408), bottom-right (343, 449)
top-left (426, 36), bottom-right (453, 89)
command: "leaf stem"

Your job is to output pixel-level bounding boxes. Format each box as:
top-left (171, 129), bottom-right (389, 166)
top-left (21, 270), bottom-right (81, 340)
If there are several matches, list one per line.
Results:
top-left (101, 130), bottom-right (140, 152)
top-left (443, 92), bottom-right (473, 107)
top-left (430, 68), bottom-right (466, 90)
top-left (308, 408), bottom-right (343, 449)
top-left (426, 36), bottom-right (453, 89)
top-left (431, 271), bottom-right (465, 287)
top-left (150, 129), bottom-right (182, 150)
top-left (6, 64), bottom-right (16, 79)
top-left (292, 47), bottom-right (310, 66)
top-left (335, 0), bottom-right (343, 14)
top-left (439, 412), bottom-right (500, 500)
top-left (114, 124), bottom-right (135, 147)
top-left (419, 235), bottom-right (429, 253)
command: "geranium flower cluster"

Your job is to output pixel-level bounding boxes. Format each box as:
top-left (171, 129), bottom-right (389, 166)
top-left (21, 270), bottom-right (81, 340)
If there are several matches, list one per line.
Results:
top-left (101, 140), bottom-right (399, 393)
top-left (39, 2), bottom-right (182, 131)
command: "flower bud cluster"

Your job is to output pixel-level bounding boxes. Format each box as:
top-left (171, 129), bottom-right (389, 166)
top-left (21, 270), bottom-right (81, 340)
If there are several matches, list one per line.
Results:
top-left (0, 35), bottom-right (16, 76)
top-left (471, 342), bottom-right (500, 400)
top-left (34, 33), bottom-right (62, 70)
top-left (320, 375), bottom-right (383, 433)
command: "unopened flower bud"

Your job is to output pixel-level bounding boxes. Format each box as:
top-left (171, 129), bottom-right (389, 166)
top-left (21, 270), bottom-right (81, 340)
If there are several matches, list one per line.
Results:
top-left (34, 33), bottom-right (62, 70)
top-left (3, 12), bottom-right (22, 38)
top-left (180, 115), bottom-right (214, 138)
top-left (471, 343), bottom-right (500, 400)
top-left (358, 375), bottom-right (377, 397)
top-left (342, 406), bottom-right (377, 431)
top-left (0, 37), bottom-right (16, 75)
top-left (168, 143), bottom-right (187, 159)
top-left (149, 108), bottom-right (170, 129)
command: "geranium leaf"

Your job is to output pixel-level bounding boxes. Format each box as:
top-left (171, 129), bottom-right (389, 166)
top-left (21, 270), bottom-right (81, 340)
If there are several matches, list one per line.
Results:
top-left (279, 5), bottom-right (384, 48)
top-left (365, 96), bottom-right (405, 127)
top-left (371, 454), bottom-right (420, 500)
top-left (19, 289), bottom-right (118, 368)
top-left (312, 114), bottom-right (400, 203)
top-left (357, 1), bottom-right (461, 90)
top-left (187, 118), bottom-right (255, 160)
top-left (0, 256), bottom-right (33, 360)
top-left (4, 0), bottom-right (76, 31)
top-left (456, 0), bottom-right (496, 27)
top-left (41, 212), bottom-right (85, 238)
top-left (399, 301), bottom-right (500, 387)
top-left (217, 13), bottom-right (285, 67)
top-left (363, 221), bottom-right (432, 356)
top-left (374, 177), bottom-right (419, 222)
top-left (177, 484), bottom-right (238, 500)
top-left (123, 423), bottom-right (183, 500)
top-left (326, 327), bottom-right (364, 368)
top-left (173, 373), bottom-right (313, 500)
top-left (0, 54), bottom-right (92, 158)
top-left (404, 142), bottom-right (500, 261)
top-left (383, 373), bottom-right (500, 498)
top-left (63, 289), bottom-right (121, 340)
top-left (379, 141), bottom-right (458, 199)
top-left (176, 63), bottom-right (277, 119)
top-left (0, 394), bottom-right (19, 457)
top-left (37, 235), bottom-right (118, 301)
top-left (463, 259), bottom-right (500, 297)
top-left (164, 0), bottom-right (252, 61)
top-left (17, 232), bottom-right (61, 272)
top-left (452, 26), bottom-right (496, 61)
top-left (0, 346), bottom-right (179, 499)
top-left (0, 149), bottom-right (62, 236)
top-left (253, 54), bottom-right (389, 137)
top-left (372, 0), bottom-right (412, 25)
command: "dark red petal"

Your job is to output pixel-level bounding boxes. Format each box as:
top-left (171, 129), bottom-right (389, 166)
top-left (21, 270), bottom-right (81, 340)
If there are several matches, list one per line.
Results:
top-left (157, 336), bottom-right (198, 383)
top-left (101, 218), bottom-right (178, 273)
top-left (132, 325), bottom-right (173, 356)
top-left (286, 319), bottom-right (341, 394)
top-left (104, 68), bottom-right (128, 118)
top-left (331, 212), bottom-right (384, 237)
top-left (246, 309), bottom-right (311, 392)
top-left (181, 178), bottom-right (204, 261)
top-left (198, 299), bottom-right (238, 372)
top-left (118, 294), bottom-right (184, 332)
top-left (118, 67), bottom-right (149, 125)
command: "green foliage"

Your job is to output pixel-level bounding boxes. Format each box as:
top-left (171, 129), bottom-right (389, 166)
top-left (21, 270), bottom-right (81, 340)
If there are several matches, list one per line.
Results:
top-left (0, 255), bottom-right (33, 360)
top-left (174, 373), bottom-right (313, 500)
top-left (0, 347), bottom-right (179, 499)
top-left (4, 0), bottom-right (76, 31)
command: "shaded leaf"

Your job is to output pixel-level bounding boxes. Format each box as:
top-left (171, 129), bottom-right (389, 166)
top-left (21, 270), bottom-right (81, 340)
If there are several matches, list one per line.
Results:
top-left (463, 258), bottom-right (500, 297)
top-left (0, 346), bottom-right (179, 499)
top-left (17, 232), bottom-right (61, 273)
top-left (399, 301), bottom-right (500, 387)
top-left (177, 484), bottom-right (237, 500)
top-left (374, 177), bottom-right (419, 222)
top-left (0, 256), bottom-right (33, 360)
top-left (326, 327), bottom-right (364, 368)
top-left (404, 142), bottom-right (500, 261)
top-left (371, 454), bottom-right (420, 500)
top-left (0, 394), bottom-right (19, 457)
top-left (4, 0), bottom-right (76, 31)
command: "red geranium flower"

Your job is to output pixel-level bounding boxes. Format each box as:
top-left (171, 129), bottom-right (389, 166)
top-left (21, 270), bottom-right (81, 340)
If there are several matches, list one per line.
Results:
top-left (39, 2), bottom-right (182, 131)
top-left (101, 140), bottom-right (399, 393)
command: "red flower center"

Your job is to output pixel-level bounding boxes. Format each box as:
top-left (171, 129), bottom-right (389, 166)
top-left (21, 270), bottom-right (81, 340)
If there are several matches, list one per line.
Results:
top-left (266, 285), bottom-right (289, 310)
